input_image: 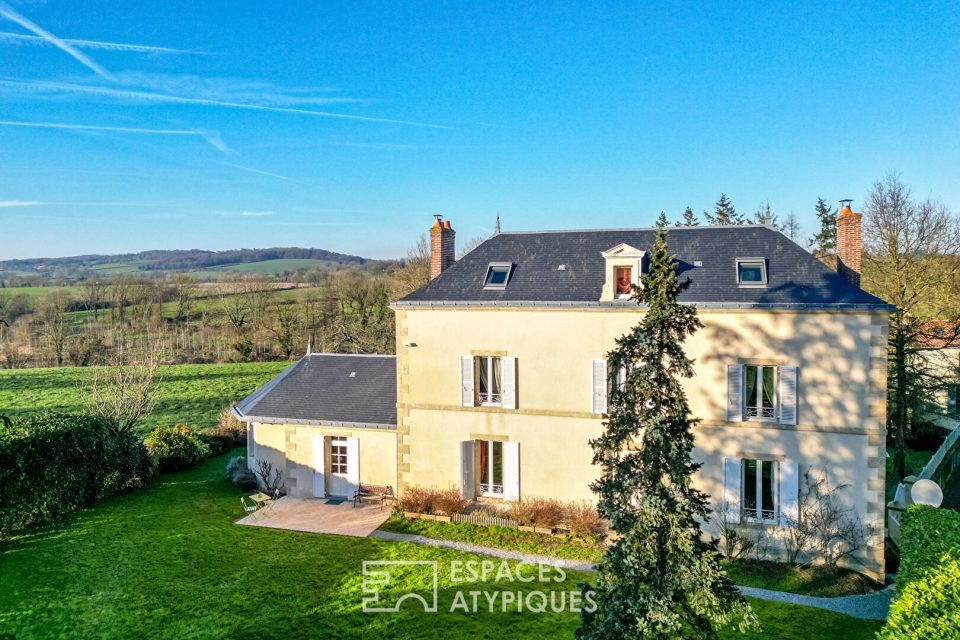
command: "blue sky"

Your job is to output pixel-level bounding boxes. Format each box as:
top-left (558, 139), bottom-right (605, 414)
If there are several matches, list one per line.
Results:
top-left (1, 1), bottom-right (958, 260)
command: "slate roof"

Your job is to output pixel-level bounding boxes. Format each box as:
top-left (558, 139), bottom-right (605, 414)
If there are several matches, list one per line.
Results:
top-left (234, 353), bottom-right (396, 427)
top-left (397, 225), bottom-right (892, 309)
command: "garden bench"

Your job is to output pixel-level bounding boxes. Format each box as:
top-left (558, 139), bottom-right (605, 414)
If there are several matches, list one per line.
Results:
top-left (352, 483), bottom-right (395, 510)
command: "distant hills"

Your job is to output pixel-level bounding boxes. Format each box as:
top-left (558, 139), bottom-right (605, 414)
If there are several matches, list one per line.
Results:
top-left (0, 247), bottom-right (384, 281)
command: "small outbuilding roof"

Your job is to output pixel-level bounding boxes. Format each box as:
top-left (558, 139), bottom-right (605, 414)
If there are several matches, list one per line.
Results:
top-left (234, 353), bottom-right (396, 428)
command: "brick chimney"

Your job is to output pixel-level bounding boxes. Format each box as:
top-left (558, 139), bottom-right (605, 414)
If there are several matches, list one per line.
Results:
top-left (429, 215), bottom-right (455, 279)
top-left (836, 199), bottom-right (862, 288)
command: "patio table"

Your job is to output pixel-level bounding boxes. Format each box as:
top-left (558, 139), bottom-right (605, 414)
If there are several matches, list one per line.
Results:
top-left (249, 492), bottom-right (272, 508)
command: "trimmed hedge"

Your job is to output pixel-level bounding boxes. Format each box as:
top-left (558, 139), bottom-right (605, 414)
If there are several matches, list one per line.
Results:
top-left (0, 412), bottom-right (154, 537)
top-left (879, 505), bottom-right (960, 639)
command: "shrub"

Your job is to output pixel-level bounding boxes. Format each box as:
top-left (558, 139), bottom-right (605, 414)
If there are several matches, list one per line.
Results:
top-left (880, 505), bottom-right (960, 639)
top-left (145, 425), bottom-right (211, 473)
top-left (508, 496), bottom-right (564, 528)
top-left (217, 404), bottom-right (247, 444)
top-left (398, 486), bottom-right (436, 514)
top-left (0, 412), bottom-right (155, 537)
top-left (565, 500), bottom-right (604, 538)
top-left (226, 455), bottom-right (258, 491)
top-left (433, 487), bottom-right (469, 516)
top-left (199, 428), bottom-right (232, 456)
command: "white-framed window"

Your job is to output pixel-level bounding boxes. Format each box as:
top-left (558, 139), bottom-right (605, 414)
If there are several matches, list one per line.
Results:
top-left (476, 356), bottom-right (503, 406)
top-left (477, 440), bottom-right (504, 496)
top-left (330, 436), bottom-right (348, 474)
top-left (744, 364), bottom-right (776, 421)
top-left (949, 384), bottom-right (960, 415)
top-left (483, 262), bottom-right (513, 289)
top-left (742, 458), bottom-right (778, 523)
top-left (736, 258), bottom-right (767, 286)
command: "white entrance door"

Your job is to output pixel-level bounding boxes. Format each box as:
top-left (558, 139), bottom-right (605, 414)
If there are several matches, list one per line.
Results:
top-left (327, 437), bottom-right (359, 497)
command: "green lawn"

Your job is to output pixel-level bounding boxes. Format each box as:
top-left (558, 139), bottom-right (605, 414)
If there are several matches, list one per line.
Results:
top-left (0, 452), bottom-right (882, 639)
top-left (0, 362), bottom-right (290, 432)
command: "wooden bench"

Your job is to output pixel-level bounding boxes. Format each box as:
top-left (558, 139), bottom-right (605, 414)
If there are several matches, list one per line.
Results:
top-left (353, 483), bottom-right (395, 510)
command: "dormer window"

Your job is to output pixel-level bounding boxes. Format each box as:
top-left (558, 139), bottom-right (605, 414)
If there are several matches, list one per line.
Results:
top-left (600, 243), bottom-right (645, 302)
top-left (736, 259), bottom-right (767, 287)
top-left (483, 262), bottom-right (513, 289)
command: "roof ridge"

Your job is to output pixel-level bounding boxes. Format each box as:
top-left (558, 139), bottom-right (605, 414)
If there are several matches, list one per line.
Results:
top-left (496, 224), bottom-right (774, 235)
top-left (306, 352), bottom-right (396, 359)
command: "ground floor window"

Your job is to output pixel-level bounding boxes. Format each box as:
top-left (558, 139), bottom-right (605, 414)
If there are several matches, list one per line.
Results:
top-left (949, 384), bottom-right (960, 415)
top-left (330, 436), bottom-right (348, 474)
top-left (477, 440), bottom-right (503, 496)
top-left (743, 458), bottom-right (778, 523)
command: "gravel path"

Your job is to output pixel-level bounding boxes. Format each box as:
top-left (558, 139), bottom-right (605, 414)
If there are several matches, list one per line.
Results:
top-left (369, 530), bottom-right (894, 621)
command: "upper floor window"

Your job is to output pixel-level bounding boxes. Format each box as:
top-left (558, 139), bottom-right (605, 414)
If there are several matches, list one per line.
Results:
top-left (745, 364), bottom-right (776, 421)
top-left (726, 363), bottom-right (798, 425)
top-left (736, 258), bottom-right (767, 286)
top-left (477, 355), bottom-right (503, 406)
top-left (483, 263), bottom-right (513, 289)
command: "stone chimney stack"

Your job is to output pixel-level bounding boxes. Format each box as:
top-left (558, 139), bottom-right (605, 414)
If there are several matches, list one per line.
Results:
top-left (429, 215), bottom-right (455, 279)
top-left (836, 199), bottom-right (862, 288)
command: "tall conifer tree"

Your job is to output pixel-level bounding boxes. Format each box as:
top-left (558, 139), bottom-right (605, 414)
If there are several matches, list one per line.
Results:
top-left (578, 221), bottom-right (756, 640)
top-left (705, 194), bottom-right (742, 225)
top-left (809, 197), bottom-right (836, 257)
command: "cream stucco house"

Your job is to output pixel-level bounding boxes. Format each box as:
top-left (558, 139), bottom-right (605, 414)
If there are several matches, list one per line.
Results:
top-left (236, 205), bottom-right (891, 579)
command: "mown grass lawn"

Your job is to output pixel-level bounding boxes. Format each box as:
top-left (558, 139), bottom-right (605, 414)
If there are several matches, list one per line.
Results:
top-left (0, 452), bottom-right (883, 639)
top-left (0, 362), bottom-right (289, 432)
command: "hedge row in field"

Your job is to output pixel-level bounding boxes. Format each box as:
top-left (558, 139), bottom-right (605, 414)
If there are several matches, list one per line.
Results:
top-left (879, 505), bottom-right (960, 639)
top-left (0, 413), bottom-right (154, 537)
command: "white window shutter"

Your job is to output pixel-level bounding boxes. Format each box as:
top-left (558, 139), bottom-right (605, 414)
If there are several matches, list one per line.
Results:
top-left (726, 364), bottom-right (744, 422)
top-left (503, 441), bottom-right (520, 502)
top-left (502, 357), bottom-right (517, 410)
top-left (592, 359), bottom-right (608, 414)
top-left (779, 365), bottom-right (798, 426)
top-left (460, 356), bottom-right (475, 407)
top-left (247, 423), bottom-right (256, 467)
top-left (312, 435), bottom-right (326, 498)
top-left (722, 457), bottom-right (742, 522)
top-left (779, 460), bottom-right (800, 529)
top-left (460, 441), bottom-right (475, 499)
top-left (345, 437), bottom-right (360, 495)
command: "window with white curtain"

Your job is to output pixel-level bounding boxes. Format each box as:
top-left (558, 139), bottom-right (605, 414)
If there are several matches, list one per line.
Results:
top-left (476, 356), bottom-right (502, 406)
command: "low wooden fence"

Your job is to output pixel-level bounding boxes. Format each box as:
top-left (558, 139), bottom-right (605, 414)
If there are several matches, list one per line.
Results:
top-left (452, 512), bottom-right (518, 529)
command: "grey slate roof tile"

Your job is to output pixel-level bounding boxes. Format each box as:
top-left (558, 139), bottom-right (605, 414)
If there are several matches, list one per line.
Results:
top-left (398, 225), bottom-right (890, 308)
top-left (236, 353), bottom-right (396, 426)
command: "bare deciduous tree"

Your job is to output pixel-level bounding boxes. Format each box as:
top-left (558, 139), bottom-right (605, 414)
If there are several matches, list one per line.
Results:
top-left (82, 338), bottom-right (163, 436)
top-left (170, 274), bottom-right (197, 321)
top-left (861, 173), bottom-right (960, 481)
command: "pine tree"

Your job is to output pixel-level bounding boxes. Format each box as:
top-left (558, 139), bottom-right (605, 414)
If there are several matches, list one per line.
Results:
top-left (578, 221), bottom-right (756, 640)
top-left (675, 206), bottom-right (699, 226)
top-left (751, 201), bottom-right (782, 230)
top-left (809, 198), bottom-right (836, 257)
top-left (705, 194), bottom-right (742, 225)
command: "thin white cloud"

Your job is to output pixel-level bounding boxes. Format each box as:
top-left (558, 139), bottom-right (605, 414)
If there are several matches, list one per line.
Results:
top-left (0, 31), bottom-right (202, 54)
top-left (0, 2), bottom-right (113, 80)
top-left (218, 161), bottom-right (306, 184)
top-left (0, 200), bottom-right (42, 207)
top-left (231, 210), bottom-right (274, 217)
top-left (0, 79), bottom-right (451, 130)
top-left (0, 119), bottom-right (228, 152)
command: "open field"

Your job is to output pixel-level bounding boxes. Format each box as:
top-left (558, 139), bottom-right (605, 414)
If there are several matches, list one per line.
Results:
top-left (218, 258), bottom-right (337, 274)
top-left (0, 362), bottom-right (290, 432)
top-left (0, 451), bottom-right (883, 639)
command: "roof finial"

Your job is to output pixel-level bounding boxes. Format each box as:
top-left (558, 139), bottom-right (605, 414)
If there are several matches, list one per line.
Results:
top-left (494, 212), bottom-right (501, 235)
